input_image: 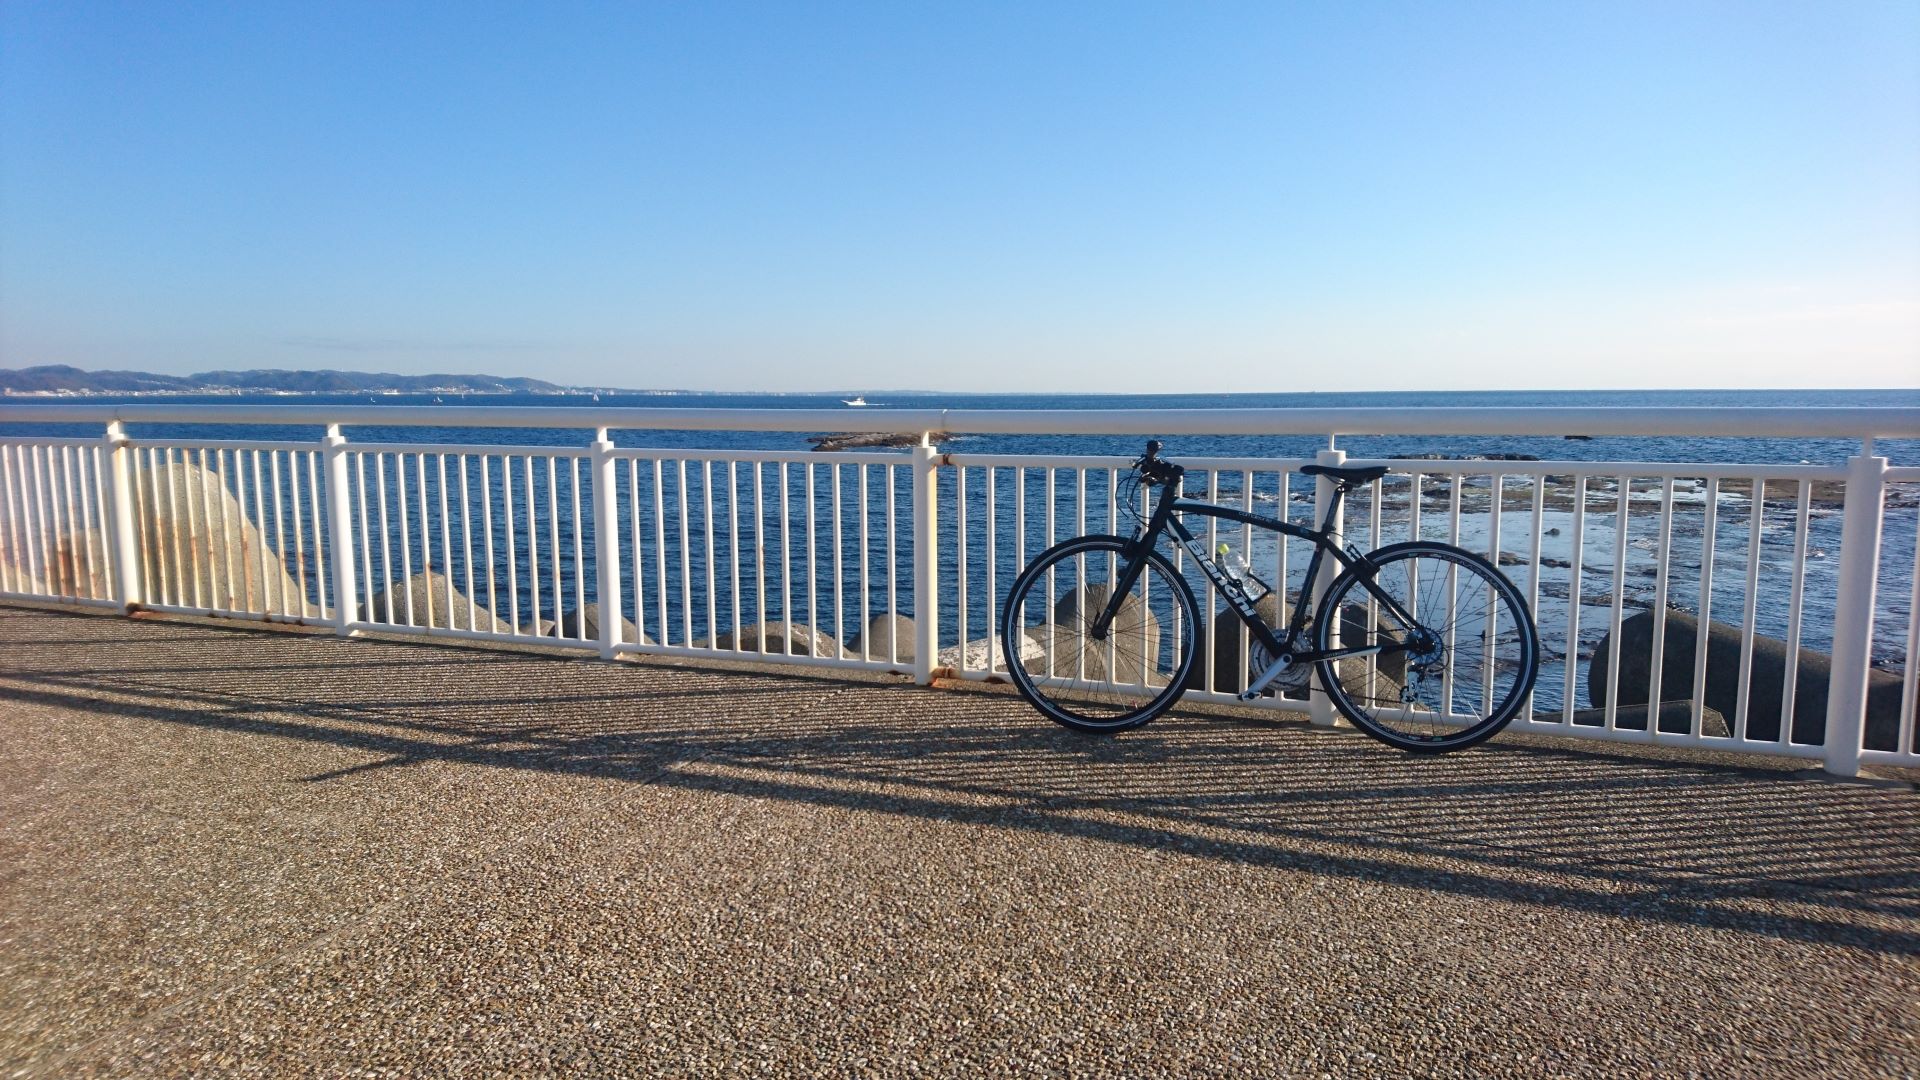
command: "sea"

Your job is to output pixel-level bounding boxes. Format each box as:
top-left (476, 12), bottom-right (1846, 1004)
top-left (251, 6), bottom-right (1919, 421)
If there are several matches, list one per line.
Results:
top-left (4, 386), bottom-right (1917, 463)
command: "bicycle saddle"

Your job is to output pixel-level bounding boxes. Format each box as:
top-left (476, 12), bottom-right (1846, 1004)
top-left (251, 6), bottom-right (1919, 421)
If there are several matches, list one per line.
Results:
top-left (1298, 464), bottom-right (1390, 486)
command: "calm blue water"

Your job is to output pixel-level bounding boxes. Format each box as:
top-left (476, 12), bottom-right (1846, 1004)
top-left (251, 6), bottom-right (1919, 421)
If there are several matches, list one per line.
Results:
top-left (5, 386), bottom-right (1919, 463)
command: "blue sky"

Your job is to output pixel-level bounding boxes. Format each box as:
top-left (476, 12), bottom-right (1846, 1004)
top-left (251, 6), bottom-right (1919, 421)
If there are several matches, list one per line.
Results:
top-left (2, 1), bottom-right (1916, 392)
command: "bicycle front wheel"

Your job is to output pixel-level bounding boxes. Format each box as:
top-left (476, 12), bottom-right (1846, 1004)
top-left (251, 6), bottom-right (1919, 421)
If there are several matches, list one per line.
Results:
top-left (1001, 535), bottom-right (1199, 733)
top-left (1315, 541), bottom-right (1538, 753)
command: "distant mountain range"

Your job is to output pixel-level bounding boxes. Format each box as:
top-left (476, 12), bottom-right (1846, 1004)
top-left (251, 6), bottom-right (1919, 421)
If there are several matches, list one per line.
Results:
top-left (0, 365), bottom-right (592, 396)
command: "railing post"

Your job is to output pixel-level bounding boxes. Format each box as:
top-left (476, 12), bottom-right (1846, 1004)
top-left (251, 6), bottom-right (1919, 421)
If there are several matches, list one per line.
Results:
top-left (591, 428), bottom-right (623, 660)
top-left (1823, 448), bottom-right (1887, 777)
top-left (912, 437), bottom-right (940, 685)
top-left (322, 424), bottom-right (358, 635)
top-left (1309, 443), bottom-right (1346, 728)
top-left (103, 420), bottom-right (143, 611)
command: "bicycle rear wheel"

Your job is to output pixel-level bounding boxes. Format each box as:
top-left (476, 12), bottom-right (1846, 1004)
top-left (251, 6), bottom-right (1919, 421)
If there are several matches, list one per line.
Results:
top-left (1001, 535), bottom-right (1199, 733)
top-left (1315, 541), bottom-right (1538, 753)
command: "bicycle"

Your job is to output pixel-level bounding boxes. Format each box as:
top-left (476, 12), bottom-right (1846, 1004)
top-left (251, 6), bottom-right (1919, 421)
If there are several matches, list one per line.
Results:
top-left (1000, 441), bottom-right (1540, 753)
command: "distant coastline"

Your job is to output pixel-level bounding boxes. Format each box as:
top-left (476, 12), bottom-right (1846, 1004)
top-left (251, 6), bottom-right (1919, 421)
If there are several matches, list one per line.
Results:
top-left (0, 364), bottom-right (632, 398)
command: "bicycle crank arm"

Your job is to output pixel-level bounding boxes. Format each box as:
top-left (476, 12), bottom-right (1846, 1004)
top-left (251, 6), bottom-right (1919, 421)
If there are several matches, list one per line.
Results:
top-left (1238, 653), bottom-right (1301, 701)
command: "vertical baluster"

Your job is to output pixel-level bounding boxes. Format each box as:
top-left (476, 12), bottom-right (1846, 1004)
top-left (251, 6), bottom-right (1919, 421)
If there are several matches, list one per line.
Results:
top-left (459, 455), bottom-right (475, 629)
top-left (1482, 472), bottom-right (1505, 715)
top-left (504, 455), bottom-right (521, 632)
top-left (805, 462), bottom-right (817, 653)
top-left (1524, 473), bottom-right (1545, 719)
top-left (1011, 467), bottom-right (1026, 673)
top-left (729, 460), bottom-right (742, 648)
top-left (521, 456), bottom-right (540, 631)
top-left (179, 447), bottom-right (203, 608)
top-left (955, 466), bottom-right (966, 670)
top-left (1898, 509), bottom-right (1920, 758)
top-left (1691, 478), bottom-right (1719, 736)
top-left (415, 451), bottom-right (438, 623)
top-left (984, 467), bottom-right (996, 673)
top-left (308, 449), bottom-right (329, 620)
top-left (831, 462), bottom-right (844, 657)
top-left (436, 453), bottom-right (453, 624)
top-left (96, 441), bottom-right (118, 595)
top-left (374, 454), bottom-right (394, 622)
top-left (1600, 476), bottom-right (1629, 730)
top-left (198, 447), bottom-right (220, 607)
top-left (1075, 468), bottom-right (1087, 684)
top-left (478, 455), bottom-right (495, 621)
top-left (701, 460), bottom-right (715, 646)
top-left (395, 454), bottom-right (415, 625)
top-left (1779, 479), bottom-right (1812, 744)
top-left (652, 459), bottom-right (668, 644)
top-left (676, 460), bottom-right (692, 647)
top-left (754, 461), bottom-right (767, 652)
top-left (1045, 468), bottom-right (1055, 678)
top-left (628, 459), bottom-right (644, 644)
top-left (288, 451), bottom-right (311, 616)
top-left (52, 445), bottom-right (75, 595)
top-left (227, 447), bottom-right (251, 610)
top-left (859, 462), bottom-right (870, 662)
top-left (355, 453), bottom-right (374, 621)
top-left (0, 446), bottom-right (19, 592)
top-left (1644, 477), bottom-right (1676, 734)
top-left (268, 451), bottom-right (290, 616)
top-left (1561, 475), bottom-right (1588, 724)
top-left (885, 464), bottom-right (897, 659)
top-left (72, 445), bottom-right (99, 597)
top-left (778, 461), bottom-right (791, 653)
top-left (547, 456), bottom-right (563, 632)
top-left (1734, 479), bottom-right (1766, 741)
top-left (251, 450), bottom-right (271, 614)
top-left (570, 456), bottom-right (586, 631)
top-left (1440, 473), bottom-right (1462, 717)
top-left (1201, 468), bottom-right (1216, 693)
top-left (215, 449), bottom-right (238, 608)
top-left (2, 445), bottom-right (19, 592)
top-left (1237, 469), bottom-right (1252, 695)
top-left (1366, 475), bottom-right (1384, 704)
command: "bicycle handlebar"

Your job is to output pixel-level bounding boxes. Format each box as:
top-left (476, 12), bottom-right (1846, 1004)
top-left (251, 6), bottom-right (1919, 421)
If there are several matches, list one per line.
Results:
top-left (1133, 439), bottom-right (1182, 485)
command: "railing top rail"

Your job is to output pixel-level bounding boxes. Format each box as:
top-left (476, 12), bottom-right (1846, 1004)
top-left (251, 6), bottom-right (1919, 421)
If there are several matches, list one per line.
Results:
top-left (0, 403), bottom-right (1917, 439)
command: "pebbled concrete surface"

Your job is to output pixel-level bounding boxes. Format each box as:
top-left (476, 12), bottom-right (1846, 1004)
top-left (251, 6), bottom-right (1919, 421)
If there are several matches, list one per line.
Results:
top-left (0, 603), bottom-right (1916, 1077)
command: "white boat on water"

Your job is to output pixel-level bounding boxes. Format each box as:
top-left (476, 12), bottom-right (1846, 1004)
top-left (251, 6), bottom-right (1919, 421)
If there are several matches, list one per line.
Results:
top-left (843, 396), bottom-right (868, 407)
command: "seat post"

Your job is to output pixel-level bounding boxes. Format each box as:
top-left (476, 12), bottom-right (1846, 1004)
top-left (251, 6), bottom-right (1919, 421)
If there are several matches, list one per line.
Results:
top-left (1309, 447), bottom-right (1347, 728)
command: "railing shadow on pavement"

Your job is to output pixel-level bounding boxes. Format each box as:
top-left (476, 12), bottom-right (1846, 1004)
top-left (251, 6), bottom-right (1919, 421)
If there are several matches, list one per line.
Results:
top-left (2, 606), bottom-right (1916, 957)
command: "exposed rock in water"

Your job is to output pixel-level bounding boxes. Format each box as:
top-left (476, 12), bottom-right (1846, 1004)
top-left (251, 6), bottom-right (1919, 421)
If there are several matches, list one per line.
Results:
top-left (1025, 583), bottom-right (1160, 684)
top-left (134, 459), bottom-right (317, 617)
top-left (550, 602), bottom-right (650, 645)
top-left (846, 613), bottom-right (916, 664)
top-left (1387, 452), bottom-right (1541, 461)
top-left (705, 621), bottom-right (842, 658)
top-left (808, 432), bottom-right (951, 452)
top-left (940, 630), bottom-right (1045, 673)
top-left (1590, 608), bottom-right (1911, 748)
top-left (367, 570), bottom-right (514, 633)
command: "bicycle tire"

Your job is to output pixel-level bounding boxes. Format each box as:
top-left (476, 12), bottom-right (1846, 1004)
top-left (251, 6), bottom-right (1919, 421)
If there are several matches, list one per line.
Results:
top-left (1001, 534), bottom-right (1199, 733)
top-left (1313, 541), bottom-right (1539, 753)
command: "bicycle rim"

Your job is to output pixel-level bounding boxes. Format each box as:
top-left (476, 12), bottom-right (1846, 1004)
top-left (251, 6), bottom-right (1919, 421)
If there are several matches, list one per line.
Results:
top-left (1002, 536), bottom-right (1197, 731)
top-left (1317, 543), bottom-right (1538, 751)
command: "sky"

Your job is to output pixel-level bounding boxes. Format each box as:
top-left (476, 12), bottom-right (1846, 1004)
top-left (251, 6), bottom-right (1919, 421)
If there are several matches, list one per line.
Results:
top-left (1, 1), bottom-right (1916, 393)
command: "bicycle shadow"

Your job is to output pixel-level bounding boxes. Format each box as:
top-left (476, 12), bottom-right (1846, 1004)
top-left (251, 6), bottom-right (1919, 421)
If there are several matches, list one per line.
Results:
top-left (3, 605), bottom-right (1916, 957)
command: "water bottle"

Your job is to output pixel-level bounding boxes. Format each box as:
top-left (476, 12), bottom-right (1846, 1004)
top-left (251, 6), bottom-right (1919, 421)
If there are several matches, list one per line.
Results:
top-left (1217, 543), bottom-right (1271, 602)
top-left (1236, 554), bottom-right (1271, 603)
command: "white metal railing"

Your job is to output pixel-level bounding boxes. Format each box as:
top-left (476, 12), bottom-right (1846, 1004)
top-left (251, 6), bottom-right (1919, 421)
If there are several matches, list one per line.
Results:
top-left (1, 403), bottom-right (1915, 775)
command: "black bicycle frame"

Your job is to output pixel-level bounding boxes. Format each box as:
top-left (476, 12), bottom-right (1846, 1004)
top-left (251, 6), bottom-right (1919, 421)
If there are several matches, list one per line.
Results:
top-left (1094, 478), bottom-right (1421, 666)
